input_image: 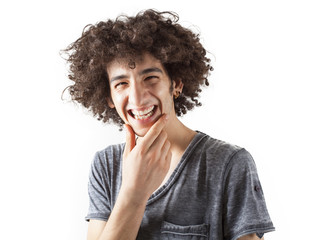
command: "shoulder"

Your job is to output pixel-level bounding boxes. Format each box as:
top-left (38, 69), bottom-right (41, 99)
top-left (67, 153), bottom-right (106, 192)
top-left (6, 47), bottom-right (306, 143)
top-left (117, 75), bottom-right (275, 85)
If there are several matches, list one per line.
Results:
top-left (195, 131), bottom-right (247, 164)
top-left (91, 143), bottom-right (125, 171)
top-left (192, 132), bottom-right (257, 176)
top-left (96, 143), bottom-right (125, 160)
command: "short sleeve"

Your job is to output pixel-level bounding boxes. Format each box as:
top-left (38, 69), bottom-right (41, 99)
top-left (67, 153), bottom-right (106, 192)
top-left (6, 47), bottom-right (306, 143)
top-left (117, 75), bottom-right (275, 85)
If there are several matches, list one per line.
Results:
top-left (223, 149), bottom-right (275, 240)
top-left (85, 151), bottom-right (111, 222)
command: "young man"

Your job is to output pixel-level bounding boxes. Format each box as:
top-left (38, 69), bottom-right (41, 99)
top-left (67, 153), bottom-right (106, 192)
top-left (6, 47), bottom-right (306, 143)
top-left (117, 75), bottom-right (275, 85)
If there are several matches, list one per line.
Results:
top-left (63, 9), bottom-right (274, 240)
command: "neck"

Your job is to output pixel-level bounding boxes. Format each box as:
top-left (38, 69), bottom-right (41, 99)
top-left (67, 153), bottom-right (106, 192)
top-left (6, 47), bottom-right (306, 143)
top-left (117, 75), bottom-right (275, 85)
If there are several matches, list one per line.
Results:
top-left (136, 112), bottom-right (196, 155)
top-left (163, 113), bottom-right (196, 155)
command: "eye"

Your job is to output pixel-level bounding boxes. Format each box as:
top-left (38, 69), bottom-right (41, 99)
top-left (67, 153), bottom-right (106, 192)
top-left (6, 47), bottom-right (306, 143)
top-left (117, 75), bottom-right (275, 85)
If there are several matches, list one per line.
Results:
top-left (114, 82), bottom-right (128, 90)
top-left (145, 76), bottom-right (159, 82)
top-left (114, 82), bottom-right (128, 89)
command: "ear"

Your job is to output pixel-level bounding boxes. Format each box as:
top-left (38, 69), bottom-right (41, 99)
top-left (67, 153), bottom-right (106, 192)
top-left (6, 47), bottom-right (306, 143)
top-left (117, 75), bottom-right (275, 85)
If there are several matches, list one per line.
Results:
top-left (172, 78), bottom-right (184, 94)
top-left (106, 97), bottom-right (115, 109)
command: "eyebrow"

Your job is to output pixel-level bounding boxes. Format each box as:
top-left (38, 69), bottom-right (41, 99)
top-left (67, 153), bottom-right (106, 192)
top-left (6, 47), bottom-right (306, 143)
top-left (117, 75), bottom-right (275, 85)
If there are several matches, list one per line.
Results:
top-left (140, 67), bottom-right (163, 75)
top-left (110, 67), bottom-right (163, 83)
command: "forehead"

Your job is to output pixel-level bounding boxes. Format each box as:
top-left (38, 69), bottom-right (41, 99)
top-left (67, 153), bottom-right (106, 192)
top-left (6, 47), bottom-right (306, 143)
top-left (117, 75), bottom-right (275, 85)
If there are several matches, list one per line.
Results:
top-left (106, 53), bottom-right (165, 78)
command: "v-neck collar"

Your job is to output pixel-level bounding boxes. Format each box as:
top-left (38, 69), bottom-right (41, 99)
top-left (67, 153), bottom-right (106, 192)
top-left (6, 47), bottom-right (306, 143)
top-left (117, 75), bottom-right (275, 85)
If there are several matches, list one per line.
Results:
top-left (146, 131), bottom-right (208, 205)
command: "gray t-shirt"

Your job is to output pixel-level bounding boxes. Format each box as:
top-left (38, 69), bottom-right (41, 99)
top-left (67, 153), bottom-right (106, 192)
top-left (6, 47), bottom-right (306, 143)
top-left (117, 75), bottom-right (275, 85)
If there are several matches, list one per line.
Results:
top-left (86, 131), bottom-right (275, 240)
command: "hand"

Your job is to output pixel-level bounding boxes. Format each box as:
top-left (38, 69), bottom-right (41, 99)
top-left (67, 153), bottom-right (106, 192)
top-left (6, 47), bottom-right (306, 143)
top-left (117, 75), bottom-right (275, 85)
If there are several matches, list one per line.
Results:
top-left (121, 114), bottom-right (172, 203)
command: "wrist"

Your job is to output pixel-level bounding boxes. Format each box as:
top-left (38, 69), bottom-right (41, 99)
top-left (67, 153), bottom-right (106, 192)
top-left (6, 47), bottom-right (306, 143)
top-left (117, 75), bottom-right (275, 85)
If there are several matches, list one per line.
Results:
top-left (118, 185), bottom-right (150, 208)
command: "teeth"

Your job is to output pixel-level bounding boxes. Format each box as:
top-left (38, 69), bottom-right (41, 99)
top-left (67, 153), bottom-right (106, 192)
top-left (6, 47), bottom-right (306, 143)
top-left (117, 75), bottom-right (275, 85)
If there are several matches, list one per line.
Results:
top-left (131, 106), bottom-right (155, 120)
top-left (132, 106), bottom-right (154, 116)
top-left (134, 110), bottom-right (154, 120)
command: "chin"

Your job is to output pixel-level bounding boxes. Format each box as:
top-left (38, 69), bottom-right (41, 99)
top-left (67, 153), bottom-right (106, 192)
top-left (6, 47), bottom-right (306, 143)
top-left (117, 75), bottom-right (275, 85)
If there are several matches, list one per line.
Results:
top-left (133, 127), bottom-right (150, 138)
top-left (126, 108), bottom-right (162, 137)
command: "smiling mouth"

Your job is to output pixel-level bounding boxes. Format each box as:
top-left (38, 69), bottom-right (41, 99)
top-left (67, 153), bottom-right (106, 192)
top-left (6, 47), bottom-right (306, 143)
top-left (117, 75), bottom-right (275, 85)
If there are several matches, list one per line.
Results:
top-left (128, 105), bottom-right (157, 120)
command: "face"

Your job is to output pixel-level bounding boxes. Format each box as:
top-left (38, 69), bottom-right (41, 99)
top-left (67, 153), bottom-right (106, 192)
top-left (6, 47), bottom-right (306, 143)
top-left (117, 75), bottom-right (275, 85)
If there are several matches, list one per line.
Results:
top-left (107, 53), bottom-right (183, 137)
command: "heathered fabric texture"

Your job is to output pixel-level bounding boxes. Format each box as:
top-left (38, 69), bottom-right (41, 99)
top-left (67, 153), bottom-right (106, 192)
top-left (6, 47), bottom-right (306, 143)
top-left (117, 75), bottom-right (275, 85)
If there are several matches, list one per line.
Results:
top-left (86, 132), bottom-right (275, 239)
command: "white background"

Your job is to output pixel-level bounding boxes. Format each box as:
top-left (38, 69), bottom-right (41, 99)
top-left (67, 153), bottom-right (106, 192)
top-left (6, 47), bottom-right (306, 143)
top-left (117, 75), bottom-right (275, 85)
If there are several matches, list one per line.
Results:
top-left (1, 0), bottom-right (313, 239)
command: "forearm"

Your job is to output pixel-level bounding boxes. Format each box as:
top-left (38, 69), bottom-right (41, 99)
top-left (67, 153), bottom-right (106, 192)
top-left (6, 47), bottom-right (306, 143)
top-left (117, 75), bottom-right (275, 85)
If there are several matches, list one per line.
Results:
top-left (97, 188), bottom-right (148, 240)
top-left (94, 118), bottom-right (170, 240)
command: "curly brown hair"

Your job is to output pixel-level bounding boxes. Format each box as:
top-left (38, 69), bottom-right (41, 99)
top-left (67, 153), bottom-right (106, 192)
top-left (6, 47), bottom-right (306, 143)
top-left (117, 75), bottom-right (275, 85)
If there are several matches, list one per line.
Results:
top-left (62, 9), bottom-right (213, 127)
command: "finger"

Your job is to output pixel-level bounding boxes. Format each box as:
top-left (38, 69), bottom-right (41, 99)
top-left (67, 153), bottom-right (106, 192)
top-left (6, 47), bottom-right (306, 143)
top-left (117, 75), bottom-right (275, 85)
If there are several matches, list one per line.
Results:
top-left (124, 124), bottom-right (136, 156)
top-left (149, 130), bottom-right (168, 153)
top-left (139, 114), bottom-right (168, 151)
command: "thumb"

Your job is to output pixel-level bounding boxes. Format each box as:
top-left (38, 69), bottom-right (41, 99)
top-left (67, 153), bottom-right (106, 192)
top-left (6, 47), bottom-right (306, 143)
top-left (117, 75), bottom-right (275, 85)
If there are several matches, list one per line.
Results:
top-left (124, 124), bottom-right (136, 155)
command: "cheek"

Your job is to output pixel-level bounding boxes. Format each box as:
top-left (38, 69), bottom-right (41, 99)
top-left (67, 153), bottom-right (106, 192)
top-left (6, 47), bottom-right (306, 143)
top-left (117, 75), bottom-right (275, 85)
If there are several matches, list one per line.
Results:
top-left (112, 93), bottom-right (128, 113)
top-left (111, 91), bottom-right (123, 105)
top-left (153, 82), bottom-right (172, 97)
top-left (156, 88), bottom-right (174, 112)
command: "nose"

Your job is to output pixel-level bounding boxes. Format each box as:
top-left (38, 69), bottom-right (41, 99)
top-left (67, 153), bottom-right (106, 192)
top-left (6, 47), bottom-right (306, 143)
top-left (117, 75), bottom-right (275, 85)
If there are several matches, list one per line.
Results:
top-left (128, 81), bottom-right (147, 107)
